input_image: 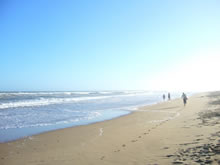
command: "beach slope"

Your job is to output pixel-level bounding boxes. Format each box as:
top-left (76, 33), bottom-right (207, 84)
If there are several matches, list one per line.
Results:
top-left (1, 92), bottom-right (220, 165)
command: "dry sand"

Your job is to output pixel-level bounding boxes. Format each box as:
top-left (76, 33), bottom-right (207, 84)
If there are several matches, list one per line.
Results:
top-left (1, 92), bottom-right (220, 165)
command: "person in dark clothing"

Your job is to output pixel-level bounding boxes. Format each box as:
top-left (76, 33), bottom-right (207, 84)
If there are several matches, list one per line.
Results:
top-left (181, 92), bottom-right (188, 106)
top-left (163, 94), bottom-right (166, 101)
top-left (168, 93), bottom-right (171, 100)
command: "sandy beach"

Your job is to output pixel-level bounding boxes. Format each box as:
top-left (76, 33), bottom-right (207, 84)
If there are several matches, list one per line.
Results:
top-left (1, 92), bottom-right (220, 165)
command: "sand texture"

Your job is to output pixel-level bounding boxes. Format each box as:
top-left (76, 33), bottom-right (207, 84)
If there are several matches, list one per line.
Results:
top-left (1, 92), bottom-right (220, 165)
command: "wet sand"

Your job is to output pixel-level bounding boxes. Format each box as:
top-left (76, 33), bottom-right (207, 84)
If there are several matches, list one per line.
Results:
top-left (0, 92), bottom-right (220, 165)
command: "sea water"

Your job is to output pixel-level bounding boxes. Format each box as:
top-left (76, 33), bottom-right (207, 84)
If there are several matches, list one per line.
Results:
top-left (0, 91), bottom-right (180, 142)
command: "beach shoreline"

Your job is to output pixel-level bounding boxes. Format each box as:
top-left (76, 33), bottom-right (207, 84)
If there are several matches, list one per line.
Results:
top-left (1, 92), bottom-right (220, 165)
top-left (0, 90), bottom-right (167, 143)
top-left (0, 95), bottom-right (177, 144)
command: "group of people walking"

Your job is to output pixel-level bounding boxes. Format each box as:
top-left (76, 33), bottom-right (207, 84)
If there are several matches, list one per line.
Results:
top-left (162, 93), bottom-right (171, 101)
top-left (162, 92), bottom-right (188, 106)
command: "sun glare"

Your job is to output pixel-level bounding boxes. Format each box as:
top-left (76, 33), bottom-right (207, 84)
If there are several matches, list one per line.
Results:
top-left (148, 49), bottom-right (220, 92)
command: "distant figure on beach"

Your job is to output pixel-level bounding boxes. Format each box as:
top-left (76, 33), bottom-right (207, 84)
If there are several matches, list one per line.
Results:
top-left (181, 92), bottom-right (188, 106)
top-left (163, 94), bottom-right (166, 101)
top-left (168, 93), bottom-right (171, 100)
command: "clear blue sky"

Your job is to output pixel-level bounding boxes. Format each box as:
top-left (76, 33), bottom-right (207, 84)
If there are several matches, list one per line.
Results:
top-left (1, 0), bottom-right (220, 91)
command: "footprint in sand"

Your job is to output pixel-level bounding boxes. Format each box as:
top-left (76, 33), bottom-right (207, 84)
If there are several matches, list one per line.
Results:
top-left (114, 149), bottom-right (120, 152)
top-left (100, 156), bottom-right (105, 160)
top-left (131, 140), bottom-right (138, 142)
top-left (122, 144), bottom-right (126, 147)
top-left (138, 136), bottom-right (141, 138)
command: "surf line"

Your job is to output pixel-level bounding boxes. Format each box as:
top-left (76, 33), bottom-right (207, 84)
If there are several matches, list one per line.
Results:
top-left (99, 128), bottom-right (104, 136)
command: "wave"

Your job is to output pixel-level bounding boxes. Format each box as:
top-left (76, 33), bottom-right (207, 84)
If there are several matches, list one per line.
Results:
top-left (0, 111), bottom-right (102, 129)
top-left (0, 91), bottom-right (161, 110)
top-left (0, 96), bottom-right (112, 109)
top-left (0, 91), bottom-right (93, 96)
top-left (0, 90), bottom-right (153, 96)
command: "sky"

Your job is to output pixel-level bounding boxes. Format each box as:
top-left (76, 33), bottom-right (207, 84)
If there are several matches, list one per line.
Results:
top-left (1, 0), bottom-right (220, 92)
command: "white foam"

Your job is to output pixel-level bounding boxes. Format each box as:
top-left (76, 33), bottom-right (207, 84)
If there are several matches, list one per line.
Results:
top-left (71, 92), bottom-right (92, 95)
top-left (98, 91), bottom-right (113, 94)
top-left (0, 91), bottom-right (161, 110)
top-left (0, 96), bottom-right (112, 109)
top-left (0, 110), bottom-right (103, 129)
top-left (0, 91), bottom-right (92, 96)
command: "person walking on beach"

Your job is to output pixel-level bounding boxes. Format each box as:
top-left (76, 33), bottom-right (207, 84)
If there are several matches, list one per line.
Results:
top-left (168, 93), bottom-right (171, 100)
top-left (163, 94), bottom-right (166, 101)
top-left (181, 92), bottom-right (188, 106)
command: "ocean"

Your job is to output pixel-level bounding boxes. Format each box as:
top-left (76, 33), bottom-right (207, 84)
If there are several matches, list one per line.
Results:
top-left (0, 91), bottom-right (179, 142)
